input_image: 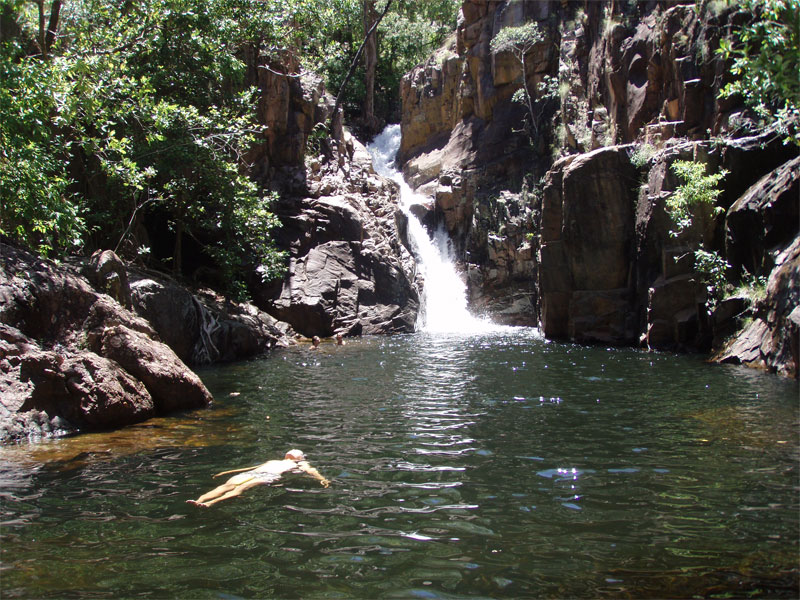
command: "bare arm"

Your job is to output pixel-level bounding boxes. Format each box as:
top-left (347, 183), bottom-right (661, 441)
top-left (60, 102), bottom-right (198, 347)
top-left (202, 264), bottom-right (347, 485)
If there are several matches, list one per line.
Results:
top-left (212, 465), bottom-right (261, 478)
top-left (297, 461), bottom-right (330, 487)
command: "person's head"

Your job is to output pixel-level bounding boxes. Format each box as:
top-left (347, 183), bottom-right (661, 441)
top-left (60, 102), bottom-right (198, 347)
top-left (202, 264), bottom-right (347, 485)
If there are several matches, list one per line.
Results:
top-left (335, 333), bottom-right (344, 344)
top-left (285, 449), bottom-right (306, 461)
top-left (311, 336), bottom-right (321, 347)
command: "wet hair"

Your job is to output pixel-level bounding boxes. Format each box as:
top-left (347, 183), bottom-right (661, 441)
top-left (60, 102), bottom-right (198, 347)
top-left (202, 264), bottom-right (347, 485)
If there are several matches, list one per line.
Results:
top-left (285, 449), bottom-right (306, 461)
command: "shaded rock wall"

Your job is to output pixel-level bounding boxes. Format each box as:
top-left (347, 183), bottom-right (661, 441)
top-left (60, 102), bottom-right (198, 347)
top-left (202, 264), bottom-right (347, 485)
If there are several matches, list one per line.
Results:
top-left (537, 131), bottom-right (796, 358)
top-left (538, 146), bottom-right (639, 342)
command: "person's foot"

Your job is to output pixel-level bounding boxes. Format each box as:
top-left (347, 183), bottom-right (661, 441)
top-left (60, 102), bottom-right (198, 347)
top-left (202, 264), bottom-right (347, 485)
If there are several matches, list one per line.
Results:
top-left (186, 499), bottom-right (208, 507)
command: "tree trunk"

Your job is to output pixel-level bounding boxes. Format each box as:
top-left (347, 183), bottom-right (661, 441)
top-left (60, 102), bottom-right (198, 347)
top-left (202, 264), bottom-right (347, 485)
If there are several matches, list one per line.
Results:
top-left (328, 0), bottom-right (393, 136)
top-left (362, 0), bottom-right (379, 134)
top-left (37, 0), bottom-right (46, 58)
top-left (34, 0), bottom-right (62, 58)
top-left (45, 0), bottom-right (62, 54)
top-left (173, 219), bottom-right (184, 276)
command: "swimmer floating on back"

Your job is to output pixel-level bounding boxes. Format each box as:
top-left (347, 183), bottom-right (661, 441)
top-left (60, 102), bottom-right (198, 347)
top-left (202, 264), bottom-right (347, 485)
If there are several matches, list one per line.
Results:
top-left (187, 449), bottom-right (330, 507)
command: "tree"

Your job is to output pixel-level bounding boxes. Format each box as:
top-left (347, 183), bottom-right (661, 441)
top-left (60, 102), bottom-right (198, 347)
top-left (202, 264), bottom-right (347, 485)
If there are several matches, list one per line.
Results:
top-left (305, 0), bottom-right (457, 128)
top-left (361, 0), bottom-right (379, 133)
top-left (667, 160), bottom-right (730, 306)
top-left (489, 21), bottom-right (557, 142)
top-left (717, 0), bottom-right (800, 144)
top-left (328, 0), bottom-right (393, 135)
top-left (0, 0), bottom-right (288, 293)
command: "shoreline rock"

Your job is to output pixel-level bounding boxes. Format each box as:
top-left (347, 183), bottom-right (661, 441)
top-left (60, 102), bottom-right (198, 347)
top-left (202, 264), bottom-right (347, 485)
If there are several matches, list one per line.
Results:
top-left (0, 242), bottom-right (295, 444)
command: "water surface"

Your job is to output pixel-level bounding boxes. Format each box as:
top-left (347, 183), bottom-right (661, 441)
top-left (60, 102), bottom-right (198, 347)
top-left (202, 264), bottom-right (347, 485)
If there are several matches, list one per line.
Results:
top-left (1, 331), bottom-right (798, 598)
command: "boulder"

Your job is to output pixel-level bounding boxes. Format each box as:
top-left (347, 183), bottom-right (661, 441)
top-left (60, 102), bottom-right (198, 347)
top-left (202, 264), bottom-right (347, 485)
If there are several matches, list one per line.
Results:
top-left (130, 276), bottom-right (292, 365)
top-left (258, 139), bottom-right (420, 337)
top-left (84, 249), bottom-right (132, 309)
top-left (94, 325), bottom-right (212, 413)
top-left (714, 237), bottom-right (800, 378)
top-left (0, 242), bottom-right (214, 443)
top-left (725, 156), bottom-right (800, 275)
top-left (269, 240), bottom-right (417, 336)
top-left (19, 347), bottom-right (155, 430)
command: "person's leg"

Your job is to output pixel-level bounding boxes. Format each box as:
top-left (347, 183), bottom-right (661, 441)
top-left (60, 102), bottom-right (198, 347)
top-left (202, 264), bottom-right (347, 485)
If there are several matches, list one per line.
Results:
top-left (186, 483), bottom-right (237, 506)
top-left (196, 483), bottom-right (237, 503)
top-left (202, 480), bottom-right (264, 507)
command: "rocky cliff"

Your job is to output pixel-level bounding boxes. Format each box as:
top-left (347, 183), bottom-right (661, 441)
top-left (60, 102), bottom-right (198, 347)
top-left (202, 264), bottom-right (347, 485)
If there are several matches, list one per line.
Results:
top-left (243, 51), bottom-right (420, 338)
top-left (398, 0), bottom-right (798, 377)
top-left (0, 48), bottom-right (422, 443)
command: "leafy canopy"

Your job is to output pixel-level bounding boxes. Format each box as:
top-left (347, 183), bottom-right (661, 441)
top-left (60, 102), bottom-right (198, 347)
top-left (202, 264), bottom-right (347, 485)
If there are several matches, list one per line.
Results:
top-left (0, 0), bottom-right (287, 293)
top-left (667, 160), bottom-right (730, 304)
top-left (717, 0), bottom-right (800, 144)
top-left (0, 0), bottom-right (458, 291)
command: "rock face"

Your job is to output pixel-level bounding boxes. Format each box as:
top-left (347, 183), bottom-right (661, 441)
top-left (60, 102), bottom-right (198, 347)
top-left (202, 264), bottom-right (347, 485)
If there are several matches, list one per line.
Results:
top-left (244, 50), bottom-right (336, 181)
top-left (238, 50), bottom-right (420, 338)
top-left (0, 242), bottom-right (298, 443)
top-left (129, 275), bottom-right (294, 365)
top-left (714, 239), bottom-right (800, 378)
top-left (538, 147), bottom-right (639, 342)
top-left (398, 0), bottom-right (799, 376)
top-left (536, 133), bottom-right (797, 362)
top-left (713, 158), bottom-right (800, 377)
top-left (255, 137), bottom-right (420, 337)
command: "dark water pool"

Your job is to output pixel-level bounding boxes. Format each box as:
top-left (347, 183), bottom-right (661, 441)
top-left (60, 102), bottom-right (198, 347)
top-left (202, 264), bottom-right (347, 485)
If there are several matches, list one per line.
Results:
top-left (1, 330), bottom-right (798, 598)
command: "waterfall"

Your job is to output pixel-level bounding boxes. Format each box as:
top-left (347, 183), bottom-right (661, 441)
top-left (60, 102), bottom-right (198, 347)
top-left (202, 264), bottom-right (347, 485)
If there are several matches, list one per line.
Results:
top-left (367, 124), bottom-right (504, 334)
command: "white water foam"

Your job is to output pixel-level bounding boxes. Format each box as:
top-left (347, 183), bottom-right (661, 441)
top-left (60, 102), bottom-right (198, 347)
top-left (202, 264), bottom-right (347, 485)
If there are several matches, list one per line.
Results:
top-left (367, 124), bottom-right (511, 334)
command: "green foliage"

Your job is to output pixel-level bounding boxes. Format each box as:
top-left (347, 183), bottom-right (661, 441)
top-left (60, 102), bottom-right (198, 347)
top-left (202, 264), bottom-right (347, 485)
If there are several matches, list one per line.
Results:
top-left (376, 6), bottom-right (455, 115)
top-left (694, 249), bottom-right (731, 304)
top-left (0, 52), bottom-right (84, 255)
top-left (490, 22), bottom-right (556, 143)
top-left (667, 160), bottom-right (728, 236)
top-left (489, 21), bottom-right (546, 56)
top-left (296, 0), bottom-right (457, 122)
top-left (668, 160), bottom-right (730, 305)
top-left (1, 0), bottom-right (457, 288)
top-left (630, 143), bottom-right (657, 168)
top-left (717, 0), bottom-right (800, 144)
top-left (730, 270), bottom-right (768, 304)
top-left (0, 0), bottom-right (286, 291)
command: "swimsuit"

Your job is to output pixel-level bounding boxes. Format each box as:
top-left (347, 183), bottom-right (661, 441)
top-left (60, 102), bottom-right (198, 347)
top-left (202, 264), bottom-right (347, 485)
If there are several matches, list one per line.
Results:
top-left (227, 460), bottom-right (301, 485)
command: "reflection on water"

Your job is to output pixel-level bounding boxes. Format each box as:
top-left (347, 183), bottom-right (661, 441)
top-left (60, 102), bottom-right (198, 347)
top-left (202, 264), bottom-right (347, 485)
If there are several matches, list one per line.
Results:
top-left (1, 331), bottom-right (798, 599)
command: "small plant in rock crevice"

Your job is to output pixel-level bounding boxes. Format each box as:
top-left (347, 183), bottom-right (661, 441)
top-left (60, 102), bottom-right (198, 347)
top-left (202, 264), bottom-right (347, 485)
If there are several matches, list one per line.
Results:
top-left (667, 159), bottom-right (730, 309)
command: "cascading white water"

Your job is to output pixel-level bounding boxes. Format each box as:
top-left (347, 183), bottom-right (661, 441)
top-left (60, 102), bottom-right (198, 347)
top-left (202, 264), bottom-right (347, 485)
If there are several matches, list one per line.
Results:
top-left (367, 124), bottom-right (504, 334)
